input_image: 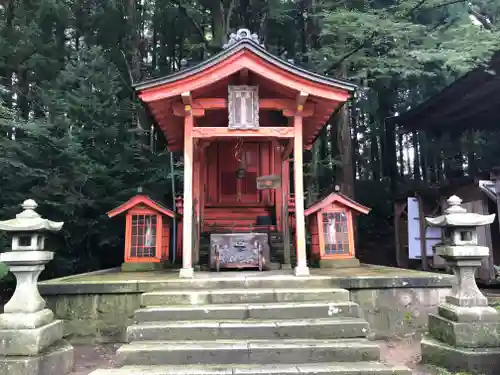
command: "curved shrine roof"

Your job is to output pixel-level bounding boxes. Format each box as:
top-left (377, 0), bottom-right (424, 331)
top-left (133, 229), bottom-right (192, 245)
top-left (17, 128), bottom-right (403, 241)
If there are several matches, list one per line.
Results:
top-left (134, 30), bottom-right (357, 151)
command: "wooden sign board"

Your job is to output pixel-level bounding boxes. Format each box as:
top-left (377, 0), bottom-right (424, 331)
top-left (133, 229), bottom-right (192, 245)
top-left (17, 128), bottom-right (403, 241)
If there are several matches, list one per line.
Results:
top-left (257, 174), bottom-right (281, 190)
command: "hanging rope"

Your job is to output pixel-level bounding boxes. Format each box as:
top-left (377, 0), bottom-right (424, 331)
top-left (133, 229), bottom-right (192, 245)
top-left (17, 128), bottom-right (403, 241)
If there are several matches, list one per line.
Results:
top-left (234, 137), bottom-right (244, 164)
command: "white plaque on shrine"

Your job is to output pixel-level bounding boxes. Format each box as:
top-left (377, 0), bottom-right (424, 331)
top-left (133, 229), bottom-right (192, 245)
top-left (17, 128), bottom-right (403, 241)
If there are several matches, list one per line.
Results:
top-left (228, 85), bottom-right (259, 129)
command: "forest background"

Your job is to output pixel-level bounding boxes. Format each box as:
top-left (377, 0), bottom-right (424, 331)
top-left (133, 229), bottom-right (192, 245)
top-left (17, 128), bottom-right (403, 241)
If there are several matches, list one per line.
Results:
top-left (1, 0), bottom-right (500, 279)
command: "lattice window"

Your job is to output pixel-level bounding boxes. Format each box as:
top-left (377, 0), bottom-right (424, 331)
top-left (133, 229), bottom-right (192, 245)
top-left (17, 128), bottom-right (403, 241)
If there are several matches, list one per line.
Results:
top-left (131, 215), bottom-right (157, 258)
top-left (228, 86), bottom-right (259, 129)
top-left (322, 212), bottom-right (349, 255)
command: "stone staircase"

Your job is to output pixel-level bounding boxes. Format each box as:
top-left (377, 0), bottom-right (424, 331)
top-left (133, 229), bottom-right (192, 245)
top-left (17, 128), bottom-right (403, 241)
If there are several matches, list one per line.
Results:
top-left (90, 278), bottom-right (411, 375)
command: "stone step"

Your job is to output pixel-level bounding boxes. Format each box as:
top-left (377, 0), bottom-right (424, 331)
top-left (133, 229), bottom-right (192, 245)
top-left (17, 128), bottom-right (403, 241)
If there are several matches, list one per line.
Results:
top-left (135, 276), bottom-right (339, 290)
top-left (127, 318), bottom-right (369, 341)
top-left (89, 362), bottom-right (412, 375)
top-left (116, 339), bottom-right (381, 366)
top-left (141, 288), bottom-right (349, 306)
top-left (134, 301), bottom-right (362, 322)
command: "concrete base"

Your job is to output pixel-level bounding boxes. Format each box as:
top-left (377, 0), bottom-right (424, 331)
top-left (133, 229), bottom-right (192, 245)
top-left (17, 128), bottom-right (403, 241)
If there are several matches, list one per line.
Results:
top-left (294, 266), bottom-right (310, 277)
top-left (178, 267), bottom-right (194, 278)
top-left (319, 258), bottom-right (360, 269)
top-left (421, 337), bottom-right (500, 375)
top-left (0, 320), bottom-right (64, 356)
top-left (121, 262), bottom-right (168, 272)
top-left (428, 313), bottom-right (500, 348)
top-left (0, 340), bottom-right (74, 375)
top-left (0, 309), bottom-right (54, 329)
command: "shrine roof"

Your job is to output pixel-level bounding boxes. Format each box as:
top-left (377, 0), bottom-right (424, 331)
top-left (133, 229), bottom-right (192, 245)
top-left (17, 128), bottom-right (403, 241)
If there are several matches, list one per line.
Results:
top-left (133, 29), bottom-right (357, 151)
top-left (133, 34), bottom-right (356, 95)
top-left (107, 194), bottom-right (176, 219)
top-left (389, 52), bottom-right (500, 133)
top-left (304, 192), bottom-right (371, 217)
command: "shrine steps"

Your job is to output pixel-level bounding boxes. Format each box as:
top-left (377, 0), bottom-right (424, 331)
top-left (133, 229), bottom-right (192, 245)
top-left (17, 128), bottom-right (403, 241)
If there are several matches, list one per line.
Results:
top-left (89, 282), bottom-right (411, 375)
top-left (115, 339), bottom-right (381, 365)
top-left (126, 318), bottom-right (369, 341)
top-left (90, 362), bottom-right (411, 375)
top-left (140, 287), bottom-right (350, 305)
top-left (134, 301), bottom-right (362, 321)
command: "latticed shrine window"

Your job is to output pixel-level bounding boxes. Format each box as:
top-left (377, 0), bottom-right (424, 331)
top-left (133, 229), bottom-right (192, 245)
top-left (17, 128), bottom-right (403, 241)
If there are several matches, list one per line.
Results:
top-left (228, 86), bottom-right (259, 129)
top-left (131, 215), bottom-right (157, 258)
top-left (322, 212), bottom-right (350, 255)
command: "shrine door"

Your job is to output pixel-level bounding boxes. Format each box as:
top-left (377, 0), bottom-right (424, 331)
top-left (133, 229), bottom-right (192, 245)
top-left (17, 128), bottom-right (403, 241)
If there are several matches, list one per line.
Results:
top-left (218, 141), bottom-right (260, 204)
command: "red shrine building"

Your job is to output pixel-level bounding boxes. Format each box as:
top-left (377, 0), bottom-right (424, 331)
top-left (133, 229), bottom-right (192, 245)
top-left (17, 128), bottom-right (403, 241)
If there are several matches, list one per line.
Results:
top-left (133, 29), bottom-right (361, 277)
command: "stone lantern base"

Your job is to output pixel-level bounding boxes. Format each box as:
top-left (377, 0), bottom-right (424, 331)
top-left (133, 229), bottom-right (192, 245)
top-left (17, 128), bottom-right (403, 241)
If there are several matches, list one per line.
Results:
top-left (420, 245), bottom-right (500, 374)
top-left (422, 337), bottom-right (500, 375)
top-left (0, 341), bottom-right (74, 375)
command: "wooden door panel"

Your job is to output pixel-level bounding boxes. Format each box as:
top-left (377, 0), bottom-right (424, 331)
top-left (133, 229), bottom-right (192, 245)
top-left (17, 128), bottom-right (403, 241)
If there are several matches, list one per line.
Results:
top-left (216, 141), bottom-right (261, 204)
top-left (218, 142), bottom-right (239, 202)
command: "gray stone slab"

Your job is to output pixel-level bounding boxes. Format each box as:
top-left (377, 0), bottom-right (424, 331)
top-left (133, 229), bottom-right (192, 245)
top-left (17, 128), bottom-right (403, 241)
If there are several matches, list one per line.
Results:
top-left (115, 339), bottom-right (381, 366)
top-left (274, 289), bottom-right (350, 303)
top-left (421, 337), bottom-right (500, 375)
top-left (135, 304), bottom-right (248, 322)
top-left (87, 362), bottom-right (411, 375)
top-left (134, 301), bottom-right (361, 323)
top-left (116, 340), bottom-right (250, 366)
top-left (210, 289), bottom-right (277, 304)
top-left (0, 309), bottom-right (54, 329)
top-left (0, 320), bottom-right (63, 356)
top-left (428, 313), bottom-right (500, 347)
top-left (140, 288), bottom-right (350, 306)
top-left (127, 318), bottom-right (369, 341)
top-left (0, 340), bottom-right (74, 375)
top-left (247, 339), bottom-right (380, 364)
top-left (141, 290), bottom-right (211, 306)
top-left (246, 301), bottom-right (361, 320)
top-left (438, 302), bottom-right (499, 323)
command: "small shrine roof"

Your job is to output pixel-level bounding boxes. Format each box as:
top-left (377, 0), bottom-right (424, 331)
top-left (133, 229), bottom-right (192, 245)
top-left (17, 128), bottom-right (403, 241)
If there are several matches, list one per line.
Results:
top-left (0, 199), bottom-right (64, 232)
top-left (304, 192), bottom-right (371, 217)
top-left (107, 194), bottom-right (176, 219)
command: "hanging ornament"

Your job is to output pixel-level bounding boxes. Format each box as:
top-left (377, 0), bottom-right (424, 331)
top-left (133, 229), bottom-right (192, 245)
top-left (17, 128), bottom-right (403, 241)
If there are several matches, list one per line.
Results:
top-left (234, 137), bottom-right (246, 179)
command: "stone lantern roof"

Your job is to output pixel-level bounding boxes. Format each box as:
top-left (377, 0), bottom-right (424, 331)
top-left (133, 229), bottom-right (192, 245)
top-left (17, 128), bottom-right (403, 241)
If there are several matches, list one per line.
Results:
top-left (0, 199), bottom-right (64, 232)
top-left (426, 195), bottom-right (495, 227)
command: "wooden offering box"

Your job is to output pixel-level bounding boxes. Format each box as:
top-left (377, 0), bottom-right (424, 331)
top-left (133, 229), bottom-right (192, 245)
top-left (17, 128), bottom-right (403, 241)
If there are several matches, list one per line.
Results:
top-left (305, 193), bottom-right (370, 268)
top-left (107, 195), bottom-right (176, 271)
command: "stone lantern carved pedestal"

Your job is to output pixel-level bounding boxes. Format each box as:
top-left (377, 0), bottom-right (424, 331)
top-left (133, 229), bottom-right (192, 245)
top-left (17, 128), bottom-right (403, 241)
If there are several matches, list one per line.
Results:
top-left (0, 199), bottom-right (74, 375)
top-left (421, 195), bottom-right (500, 375)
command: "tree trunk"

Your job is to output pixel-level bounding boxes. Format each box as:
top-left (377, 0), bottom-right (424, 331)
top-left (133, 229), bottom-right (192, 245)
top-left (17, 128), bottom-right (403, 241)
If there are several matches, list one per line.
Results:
top-left (336, 103), bottom-right (355, 197)
top-left (412, 131), bottom-right (421, 181)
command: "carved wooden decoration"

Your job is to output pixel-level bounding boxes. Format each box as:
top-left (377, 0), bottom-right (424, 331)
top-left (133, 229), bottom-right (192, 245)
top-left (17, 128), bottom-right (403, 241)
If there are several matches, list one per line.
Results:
top-left (228, 85), bottom-right (260, 130)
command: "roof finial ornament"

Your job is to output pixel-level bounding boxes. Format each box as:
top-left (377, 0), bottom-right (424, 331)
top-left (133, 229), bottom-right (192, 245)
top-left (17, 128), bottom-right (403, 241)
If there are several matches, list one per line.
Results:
top-left (223, 28), bottom-right (263, 49)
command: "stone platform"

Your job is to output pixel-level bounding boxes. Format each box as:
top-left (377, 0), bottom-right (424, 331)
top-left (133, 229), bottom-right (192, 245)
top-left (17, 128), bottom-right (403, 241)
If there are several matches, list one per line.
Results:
top-left (38, 264), bottom-right (453, 342)
top-left (84, 265), bottom-right (413, 375)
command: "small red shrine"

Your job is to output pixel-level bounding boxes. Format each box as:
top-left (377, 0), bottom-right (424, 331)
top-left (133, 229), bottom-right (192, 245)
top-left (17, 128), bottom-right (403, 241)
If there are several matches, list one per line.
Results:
top-left (133, 29), bottom-right (357, 277)
top-left (107, 194), bottom-right (175, 271)
top-left (305, 192), bottom-right (370, 268)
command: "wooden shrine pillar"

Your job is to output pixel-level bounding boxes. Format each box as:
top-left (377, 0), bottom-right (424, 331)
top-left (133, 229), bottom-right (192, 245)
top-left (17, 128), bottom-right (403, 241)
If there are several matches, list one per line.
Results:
top-left (293, 107), bottom-right (310, 276)
top-left (180, 95), bottom-right (195, 278)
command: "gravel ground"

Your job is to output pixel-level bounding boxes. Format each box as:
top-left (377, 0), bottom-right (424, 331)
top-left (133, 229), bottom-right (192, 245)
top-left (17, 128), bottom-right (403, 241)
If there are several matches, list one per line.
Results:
top-left (71, 339), bottom-right (441, 375)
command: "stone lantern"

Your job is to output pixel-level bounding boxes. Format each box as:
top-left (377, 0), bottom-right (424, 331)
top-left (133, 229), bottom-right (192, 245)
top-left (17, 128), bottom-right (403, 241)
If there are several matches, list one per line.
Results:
top-left (0, 199), bottom-right (74, 375)
top-left (421, 195), bottom-right (500, 375)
